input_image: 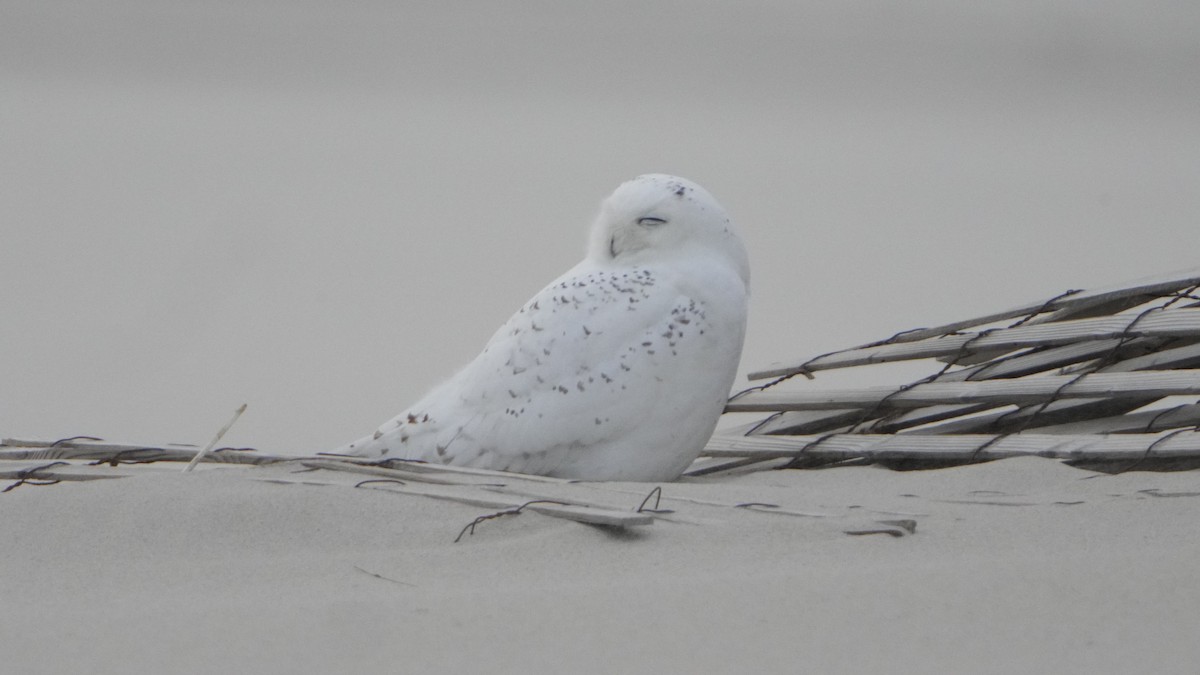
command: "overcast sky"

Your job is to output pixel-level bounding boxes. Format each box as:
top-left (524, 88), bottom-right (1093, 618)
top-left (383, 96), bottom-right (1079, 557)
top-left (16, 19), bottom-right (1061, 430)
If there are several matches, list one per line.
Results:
top-left (3, 1), bottom-right (1199, 453)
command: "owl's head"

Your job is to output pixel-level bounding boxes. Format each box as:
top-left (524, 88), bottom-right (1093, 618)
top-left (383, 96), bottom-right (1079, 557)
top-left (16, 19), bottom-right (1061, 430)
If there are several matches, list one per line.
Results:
top-left (588, 174), bottom-right (749, 285)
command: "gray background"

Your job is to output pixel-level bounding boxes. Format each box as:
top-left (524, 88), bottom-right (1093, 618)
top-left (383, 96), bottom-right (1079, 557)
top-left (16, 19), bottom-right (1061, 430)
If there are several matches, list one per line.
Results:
top-left (3, 1), bottom-right (1198, 454)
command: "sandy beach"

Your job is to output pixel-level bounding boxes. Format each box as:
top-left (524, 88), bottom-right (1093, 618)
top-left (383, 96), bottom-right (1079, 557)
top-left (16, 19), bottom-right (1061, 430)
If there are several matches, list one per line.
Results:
top-left (3, 456), bottom-right (1197, 674)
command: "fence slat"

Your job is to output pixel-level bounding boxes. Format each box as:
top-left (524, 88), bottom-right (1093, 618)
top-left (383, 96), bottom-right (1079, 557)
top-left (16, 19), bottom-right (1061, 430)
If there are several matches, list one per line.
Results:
top-left (704, 431), bottom-right (1200, 462)
top-left (728, 370), bottom-right (1200, 412)
top-left (876, 266), bottom-right (1200, 345)
top-left (749, 307), bottom-right (1200, 380)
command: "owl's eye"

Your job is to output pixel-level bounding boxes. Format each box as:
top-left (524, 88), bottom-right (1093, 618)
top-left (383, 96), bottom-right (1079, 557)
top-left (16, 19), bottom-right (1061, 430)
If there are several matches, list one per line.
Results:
top-left (637, 216), bottom-right (668, 226)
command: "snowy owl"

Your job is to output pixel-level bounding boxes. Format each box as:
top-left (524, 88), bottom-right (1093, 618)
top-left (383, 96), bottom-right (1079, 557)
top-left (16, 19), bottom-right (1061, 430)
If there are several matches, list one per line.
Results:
top-left (336, 174), bottom-right (749, 481)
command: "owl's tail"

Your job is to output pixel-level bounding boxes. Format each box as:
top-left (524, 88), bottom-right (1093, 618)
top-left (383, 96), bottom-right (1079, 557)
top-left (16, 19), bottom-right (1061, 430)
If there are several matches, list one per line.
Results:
top-left (330, 433), bottom-right (382, 458)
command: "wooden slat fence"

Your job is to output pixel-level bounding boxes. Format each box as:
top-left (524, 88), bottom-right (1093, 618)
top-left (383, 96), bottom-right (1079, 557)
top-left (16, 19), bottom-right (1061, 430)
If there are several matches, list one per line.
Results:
top-left (700, 266), bottom-right (1200, 474)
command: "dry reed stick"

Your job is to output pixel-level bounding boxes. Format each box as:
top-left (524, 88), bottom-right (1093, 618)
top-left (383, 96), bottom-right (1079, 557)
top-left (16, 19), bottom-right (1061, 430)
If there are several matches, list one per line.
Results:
top-left (183, 404), bottom-right (248, 472)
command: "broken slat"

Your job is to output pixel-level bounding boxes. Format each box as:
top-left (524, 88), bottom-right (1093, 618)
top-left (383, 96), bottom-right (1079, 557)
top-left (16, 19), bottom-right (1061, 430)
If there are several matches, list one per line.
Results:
top-left (0, 439), bottom-right (287, 465)
top-left (901, 397), bottom-right (1153, 435)
top-left (728, 370), bottom-right (1200, 413)
top-left (747, 267), bottom-right (1200, 380)
top-left (732, 340), bottom-right (1153, 433)
top-left (351, 479), bottom-right (654, 529)
top-left (878, 266), bottom-right (1200, 345)
top-left (301, 459), bottom-right (508, 486)
top-left (0, 461), bottom-right (135, 483)
top-left (704, 431), bottom-right (1200, 463)
top-left (882, 340), bottom-right (1200, 435)
top-left (1026, 403), bottom-right (1200, 435)
top-left (748, 307), bottom-right (1200, 380)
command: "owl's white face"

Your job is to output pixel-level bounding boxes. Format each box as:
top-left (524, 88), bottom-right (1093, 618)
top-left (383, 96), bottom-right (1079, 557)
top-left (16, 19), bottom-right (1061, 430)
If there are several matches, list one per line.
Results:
top-left (588, 174), bottom-right (750, 286)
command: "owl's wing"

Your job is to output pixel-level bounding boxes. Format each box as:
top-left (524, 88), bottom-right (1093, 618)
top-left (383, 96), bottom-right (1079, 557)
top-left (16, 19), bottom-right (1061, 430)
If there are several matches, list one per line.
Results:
top-left (360, 261), bottom-right (739, 474)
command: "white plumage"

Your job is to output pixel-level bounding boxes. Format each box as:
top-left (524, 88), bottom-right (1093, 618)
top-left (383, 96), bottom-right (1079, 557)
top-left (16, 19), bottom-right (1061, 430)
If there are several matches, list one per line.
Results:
top-left (337, 174), bottom-right (750, 481)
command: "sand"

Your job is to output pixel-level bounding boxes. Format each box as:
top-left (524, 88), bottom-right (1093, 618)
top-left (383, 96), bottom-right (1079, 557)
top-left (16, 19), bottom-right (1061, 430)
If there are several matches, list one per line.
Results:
top-left (2, 456), bottom-right (1198, 674)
